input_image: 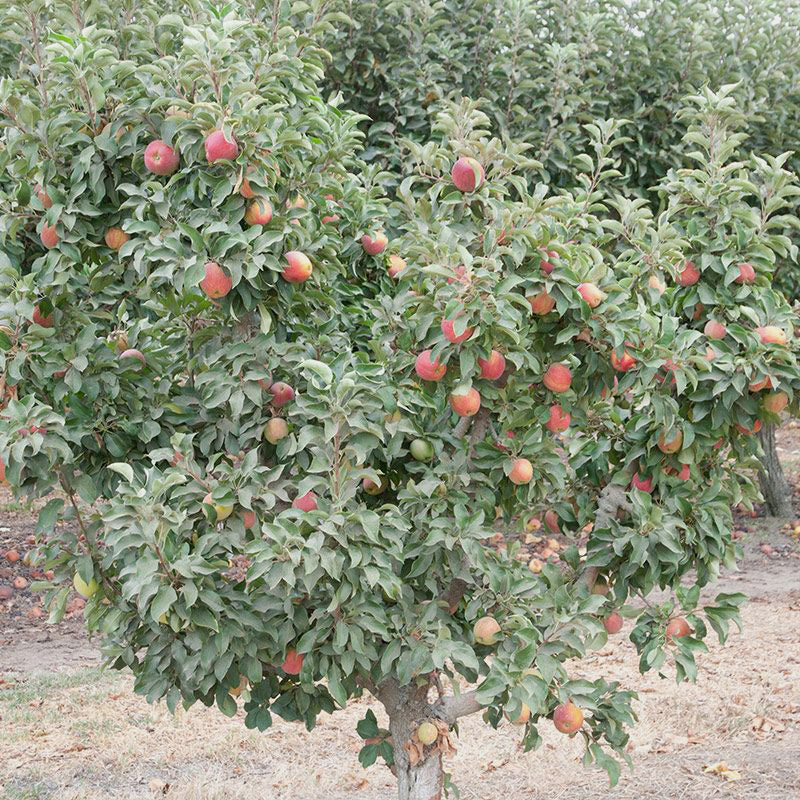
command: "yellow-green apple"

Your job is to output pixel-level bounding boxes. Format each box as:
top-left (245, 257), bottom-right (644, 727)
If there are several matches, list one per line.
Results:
top-left (543, 364), bottom-right (571, 393)
top-left (478, 350), bottom-right (505, 380)
top-left (704, 320), bottom-right (727, 340)
top-left (244, 197), bottom-right (273, 226)
top-left (40, 222), bottom-right (59, 249)
top-left (415, 350), bottom-right (446, 381)
top-left (361, 231), bottom-right (388, 255)
top-left (282, 251), bottom-right (312, 283)
top-left (105, 227), bottom-right (129, 250)
top-left (204, 129), bottom-right (238, 162)
top-left (292, 491), bottom-right (317, 512)
top-left (417, 721), bottom-right (438, 745)
top-left (451, 156), bottom-right (485, 192)
top-left (73, 573), bottom-right (98, 598)
top-left (199, 261), bottom-right (232, 298)
top-left (203, 492), bottom-right (233, 520)
top-left (473, 615), bottom-right (500, 645)
top-left (546, 405), bottom-right (570, 433)
top-left (676, 259), bottom-right (700, 286)
top-left (506, 703), bottom-right (531, 725)
top-left (263, 417), bottom-right (289, 443)
top-left (449, 387), bottom-right (481, 417)
top-left (144, 139), bottom-right (179, 175)
top-left (553, 701), bottom-right (583, 734)
top-left (410, 438), bottom-right (434, 461)
top-left (577, 282), bottom-right (605, 308)
top-left (648, 274), bottom-right (666, 294)
top-left (509, 458), bottom-right (533, 485)
top-left (441, 316), bottom-right (474, 344)
top-left (362, 475), bottom-right (388, 495)
top-left (528, 290), bottom-right (555, 315)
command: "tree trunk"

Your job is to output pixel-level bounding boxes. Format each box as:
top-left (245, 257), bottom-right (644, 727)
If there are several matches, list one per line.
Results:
top-left (377, 680), bottom-right (444, 800)
top-left (758, 423), bottom-right (793, 517)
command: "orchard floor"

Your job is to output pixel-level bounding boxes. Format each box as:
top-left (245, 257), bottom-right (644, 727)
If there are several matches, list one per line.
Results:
top-left (2, 433), bottom-right (800, 799)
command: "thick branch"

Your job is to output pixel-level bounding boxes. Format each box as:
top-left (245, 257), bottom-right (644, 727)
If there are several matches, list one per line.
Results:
top-left (581, 483), bottom-right (631, 591)
top-left (434, 689), bottom-right (483, 724)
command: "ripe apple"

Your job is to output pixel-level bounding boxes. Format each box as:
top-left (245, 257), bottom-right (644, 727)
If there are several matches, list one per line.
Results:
top-left (286, 194), bottom-right (305, 210)
top-left (610, 348), bottom-right (636, 372)
top-left (478, 350), bottom-right (505, 380)
top-left (576, 282), bottom-right (606, 308)
top-left (665, 617), bottom-right (691, 640)
top-left (441, 316), bottom-right (474, 344)
top-left (32, 305), bottom-right (53, 328)
top-left (676, 259), bottom-right (700, 286)
top-left (648, 274), bottom-right (666, 294)
top-left (292, 491), bottom-right (318, 512)
top-left (203, 492), bottom-right (233, 520)
top-left (763, 391), bottom-right (788, 414)
top-left (321, 214), bottom-right (340, 224)
top-left (451, 156), bottom-right (485, 192)
top-left (666, 463), bottom-right (691, 481)
top-left (509, 458), bottom-right (533, 485)
top-left (40, 222), bottom-right (59, 249)
top-left (528, 290), bottom-right (555, 315)
top-left (657, 430), bottom-right (683, 454)
top-left (244, 197), bottom-right (273, 226)
top-left (603, 611), bottom-right (623, 634)
top-left (263, 417), bottom-right (289, 443)
top-left (5, 549), bottom-right (19, 563)
top-left (269, 382), bottom-right (294, 408)
top-left (749, 376), bottom-right (773, 392)
top-left (144, 139), bottom-right (179, 175)
top-left (417, 721), bottom-right (438, 745)
top-left (736, 419), bottom-right (762, 435)
top-left (119, 348), bottom-right (146, 364)
top-left (73, 572), bottom-right (98, 599)
top-left (282, 648), bottom-right (304, 675)
top-left (540, 249), bottom-right (558, 274)
top-left (239, 169), bottom-right (256, 198)
top-left (387, 255), bottom-right (407, 278)
top-left (553, 701), bottom-right (583, 734)
top-left (735, 262), bottom-right (756, 284)
top-left (527, 558), bottom-right (543, 573)
top-left (204, 129), bottom-right (239, 163)
top-left (704, 320), bottom-right (727, 340)
top-left (507, 702), bottom-right (531, 726)
top-left (543, 364), bottom-right (571, 393)
top-left (473, 615), bottom-right (500, 645)
top-left (415, 350), bottom-right (446, 381)
top-left (449, 387), bottom-right (481, 417)
top-left (361, 232), bottom-right (388, 255)
top-left (243, 511), bottom-right (256, 530)
top-left (631, 472), bottom-right (653, 493)
top-left (199, 261), bottom-right (232, 299)
top-left (544, 509), bottom-right (560, 533)
top-left (546, 405), bottom-right (570, 433)
top-left (282, 251), bottom-right (312, 283)
top-left (410, 438), bottom-right (434, 461)
top-left (34, 184), bottom-right (52, 208)
top-left (105, 227), bottom-right (129, 250)
top-left (757, 325), bottom-right (787, 345)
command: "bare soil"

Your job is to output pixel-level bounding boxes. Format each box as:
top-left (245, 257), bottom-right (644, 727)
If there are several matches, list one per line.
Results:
top-left (1, 428), bottom-right (799, 800)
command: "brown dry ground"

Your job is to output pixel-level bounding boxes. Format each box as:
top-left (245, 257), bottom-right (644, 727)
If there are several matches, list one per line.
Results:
top-left (2, 428), bottom-right (800, 800)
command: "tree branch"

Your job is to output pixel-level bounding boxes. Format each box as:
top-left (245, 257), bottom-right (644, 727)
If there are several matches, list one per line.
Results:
top-left (580, 483), bottom-right (631, 590)
top-left (434, 689), bottom-right (484, 724)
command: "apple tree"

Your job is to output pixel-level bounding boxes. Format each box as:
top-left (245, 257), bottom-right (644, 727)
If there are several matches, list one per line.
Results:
top-left (0, 5), bottom-right (781, 800)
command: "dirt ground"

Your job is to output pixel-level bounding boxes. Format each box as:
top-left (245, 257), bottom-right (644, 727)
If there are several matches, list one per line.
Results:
top-left (1, 429), bottom-right (800, 800)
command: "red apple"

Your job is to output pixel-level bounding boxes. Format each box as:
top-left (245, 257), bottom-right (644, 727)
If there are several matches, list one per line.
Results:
top-left (665, 617), bottom-right (691, 640)
top-left (610, 348), bottom-right (636, 372)
top-left (361, 232), bottom-right (388, 256)
top-left (292, 491), bottom-right (317, 512)
top-left (631, 472), bottom-right (653, 493)
top-left (553, 701), bottom-right (583, 734)
top-left (676, 260), bottom-right (700, 286)
top-left (282, 251), bottom-right (312, 283)
top-left (415, 350), bottom-right (446, 381)
top-left (451, 156), bottom-right (485, 192)
top-left (544, 509), bottom-right (560, 534)
top-left (387, 255), bottom-right (407, 278)
top-left (603, 612), bottom-right (623, 634)
top-left (269, 382), bottom-right (294, 408)
top-left (449, 387), bottom-right (481, 417)
top-left (244, 197), bottom-right (273, 226)
top-left (577, 282), bottom-right (605, 308)
top-left (32, 305), bottom-right (53, 328)
top-left (509, 458), bottom-right (533, 485)
top-left (282, 648), bottom-right (304, 674)
top-left (144, 139), bottom-right (179, 175)
top-left (199, 261), bottom-right (232, 299)
top-left (763, 391), bottom-right (788, 414)
top-left (528, 291), bottom-right (555, 315)
top-left (543, 364), bottom-right (571, 393)
top-left (40, 222), bottom-right (59, 249)
top-left (441, 316), bottom-right (474, 344)
top-left (243, 510), bottom-right (256, 530)
top-left (704, 320), bottom-right (727, 340)
top-left (545, 405), bottom-right (570, 433)
top-left (34, 184), bottom-right (52, 209)
top-left (204, 129), bottom-right (239, 163)
top-left (478, 350), bottom-right (505, 380)
top-left (105, 227), bottom-right (129, 250)
top-left (735, 262), bottom-right (756, 284)
top-left (757, 326), bottom-right (787, 345)
top-left (119, 348), bottom-right (145, 364)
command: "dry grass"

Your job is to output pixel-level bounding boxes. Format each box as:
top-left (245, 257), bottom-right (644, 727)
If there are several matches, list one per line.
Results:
top-left (2, 598), bottom-right (799, 800)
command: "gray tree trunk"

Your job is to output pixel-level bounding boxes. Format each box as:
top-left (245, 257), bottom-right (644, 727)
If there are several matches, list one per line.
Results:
top-left (377, 680), bottom-right (444, 800)
top-left (758, 423), bottom-right (793, 517)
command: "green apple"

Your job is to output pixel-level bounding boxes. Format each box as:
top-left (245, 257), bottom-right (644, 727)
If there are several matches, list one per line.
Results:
top-left (410, 438), bottom-right (434, 461)
top-left (73, 572), bottom-right (98, 598)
